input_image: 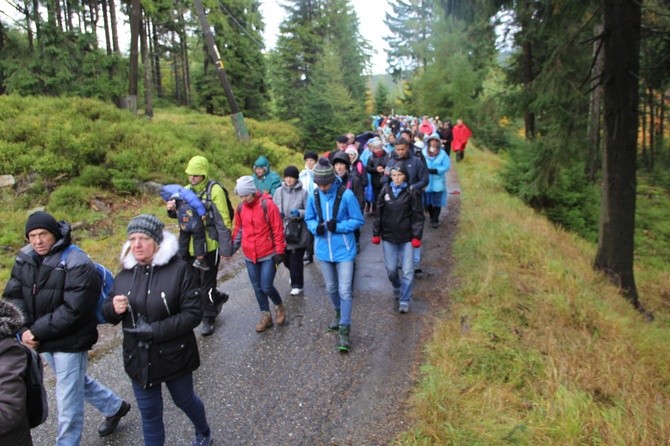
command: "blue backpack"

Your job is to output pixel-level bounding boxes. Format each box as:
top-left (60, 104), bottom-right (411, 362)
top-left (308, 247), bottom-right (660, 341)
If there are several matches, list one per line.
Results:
top-left (60, 245), bottom-right (114, 324)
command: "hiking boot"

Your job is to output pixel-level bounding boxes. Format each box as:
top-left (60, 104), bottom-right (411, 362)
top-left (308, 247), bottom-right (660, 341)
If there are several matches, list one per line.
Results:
top-left (338, 325), bottom-right (350, 352)
top-left (200, 319), bottom-right (215, 337)
top-left (327, 310), bottom-right (340, 332)
top-left (275, 304), bottom-right (286, 326)
top-left (98, 401), bottom-right (131, 437)
top-left (399, 302), bottom-right (410, 314)
top-left (255, 311), bottom-right (273, 332)
top-left (192, 431), bottom-right (213, 446)
top-left (192, 259), bottom-right (210, 271)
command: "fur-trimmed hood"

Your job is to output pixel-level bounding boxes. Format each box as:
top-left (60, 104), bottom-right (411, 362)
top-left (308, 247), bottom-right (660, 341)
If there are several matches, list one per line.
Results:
top-left (119, 230), bottom-right (179, 270)
top-left (0, 299), bottom-right (23, 338)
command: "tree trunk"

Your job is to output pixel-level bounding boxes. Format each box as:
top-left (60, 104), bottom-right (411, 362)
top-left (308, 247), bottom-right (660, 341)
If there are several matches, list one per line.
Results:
top-left (23, 0), bottom-right (34, 52)
top-left (640, 100), bottom-right (647, 166)
top-left (150, 18), bottom-right (163, 98)
top-left (586, 22), bottom-right (604, 183)
top-left (171, 29), bottom-right (182, 103)
top-left (33, 0), bottom-right (43, 57)
top-left (126, 0), bottom-right (141, 112)
top-left (54, 0), bottom-right (63, 32)
top-left (594, 0), bottom-right (644, 314)
top-left (177, 5), bottom-right (191, 107)
top-left (65, 0), bottom-right (74, 33)
top-left (141, 11), bottom-right (153, 118)
top-left (101, 0), bottom-right (112, 55)
top-left (520, 2), bottom-right (535, 140)
top-left (647, 86), bottom-right (655, 171)
top-left (108, 0), bottom-right (120, 54)
top-left (659, 92), bottom-right (665, 157)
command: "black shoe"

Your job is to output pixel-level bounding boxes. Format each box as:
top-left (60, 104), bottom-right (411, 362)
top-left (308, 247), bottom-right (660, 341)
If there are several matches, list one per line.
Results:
top-left (200, 320), bottom-right (215, 337)
top-left (98, 401), bottom-right (131, 437)
top-left (303, 256), bottom-right (313, 265)
top-left (431, 221), bottom-right (439, 229)
top-left (213, 291), bottom-right (229, 315)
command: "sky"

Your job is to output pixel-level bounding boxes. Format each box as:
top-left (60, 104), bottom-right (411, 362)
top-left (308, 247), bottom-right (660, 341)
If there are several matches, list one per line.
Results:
top-left (258, 0), bottom-right (392, 75)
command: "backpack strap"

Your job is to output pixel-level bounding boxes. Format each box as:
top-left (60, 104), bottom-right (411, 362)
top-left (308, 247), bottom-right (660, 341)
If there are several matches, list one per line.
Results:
top-left (314, 184), bottom-right (346, 223)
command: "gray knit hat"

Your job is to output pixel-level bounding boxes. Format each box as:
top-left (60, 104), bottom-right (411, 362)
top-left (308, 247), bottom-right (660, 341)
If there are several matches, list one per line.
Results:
top-left (313, 158), bottom-right (336, 186)
top-left (127, 214), bottom-right (164, 244)
top-left (235, 175), bottom-right (257, 196)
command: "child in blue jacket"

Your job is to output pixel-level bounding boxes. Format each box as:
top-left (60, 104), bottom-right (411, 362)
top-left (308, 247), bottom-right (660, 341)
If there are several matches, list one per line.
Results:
top-left (159, 184), bottom-right (209, 270)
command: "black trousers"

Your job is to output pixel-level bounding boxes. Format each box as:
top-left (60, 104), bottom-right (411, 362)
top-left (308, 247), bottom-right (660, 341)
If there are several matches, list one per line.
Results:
top-left (186, 250), bottom-right (224, 321)
top-left (284, 248), bottom-right (306, 288)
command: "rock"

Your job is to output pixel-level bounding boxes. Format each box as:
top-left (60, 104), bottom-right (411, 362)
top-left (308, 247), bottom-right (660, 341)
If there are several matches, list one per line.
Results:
top-left (0, 175), bottom-right (15, 188)
top-left (141, 181), bottom-right (163, 195)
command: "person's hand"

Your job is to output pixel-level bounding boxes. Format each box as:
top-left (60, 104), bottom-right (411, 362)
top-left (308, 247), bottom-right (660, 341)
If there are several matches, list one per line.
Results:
top-left (326, 219), bottom-right (337, 233)
top-left (371, 236), bottom-right (381, 245)
top-left (123, 315), bottom-right (154, 343)
top-left (411, 238), bottom-right (422, 248)
top-left (428, 168), bottom-right (438, 175)
top-left (21, 330), bottom-right (39, 349)
top-left (166, 199), bottom-right (176, 212)
top-left (112, 295), bottom-right (130, 315)
top-left (376, 165), bottom-right (385, 173)
top-left (272, 253), bottom-right (285, 266)
top-left (290, 209), bottom-right (300, 218)
top-left (315, 223), bottom-right (326, 236)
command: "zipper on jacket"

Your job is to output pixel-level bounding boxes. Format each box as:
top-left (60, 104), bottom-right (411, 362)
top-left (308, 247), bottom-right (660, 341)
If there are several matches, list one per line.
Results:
top-left (161, 292), bottom-right (171, 316)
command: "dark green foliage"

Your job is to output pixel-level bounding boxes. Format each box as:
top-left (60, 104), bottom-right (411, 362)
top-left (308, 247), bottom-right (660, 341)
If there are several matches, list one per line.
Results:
top-left (49, 185), bottom-right (93, 211)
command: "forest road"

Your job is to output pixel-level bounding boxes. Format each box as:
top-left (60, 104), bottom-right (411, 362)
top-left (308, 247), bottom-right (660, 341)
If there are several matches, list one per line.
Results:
top-left (31, 167), bottom-right (461, 446)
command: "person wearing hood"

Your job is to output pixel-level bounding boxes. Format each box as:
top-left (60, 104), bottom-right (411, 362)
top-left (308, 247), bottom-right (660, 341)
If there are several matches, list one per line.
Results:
top-left (3, 211), bottom-right (130, 445)
top-left (422, 134), bottom-right (451, 228)
top-left (371, 165), bottom-right (425, 313)
top-left (0, 299), bottom-right (34, 446)
top-left (169, 155), bottom-right (232, 337)
top-left (304, 158), bottom-right (365, 352)
top-left (252, 155), bottom-right (282, 196)
top-left (232, 176), bottom-right (287, 333)
top-left (103, 214), bottom-right (212, 446)
top-left (273, 166), bottom-right (310, 295)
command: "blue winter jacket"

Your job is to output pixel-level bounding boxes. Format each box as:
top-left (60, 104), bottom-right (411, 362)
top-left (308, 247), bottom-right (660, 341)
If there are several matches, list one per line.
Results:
top-left (305, 178), bottom-right (364, 263)
top-left (160, 184), bottom-right (206, 217)
top-left (421, 148), bottom-right (451, 193)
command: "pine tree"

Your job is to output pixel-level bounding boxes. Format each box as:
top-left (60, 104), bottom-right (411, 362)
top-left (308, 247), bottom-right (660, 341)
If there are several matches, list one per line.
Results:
top-left (384, 0), bottom-right (435, 78)
top-left (374, 81), bottom-right (390, 114)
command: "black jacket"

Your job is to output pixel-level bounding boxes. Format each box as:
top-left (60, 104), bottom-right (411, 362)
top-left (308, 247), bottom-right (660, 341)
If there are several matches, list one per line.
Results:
top-left (3, 222), bottom-right (100, 353)
top-left (102, 231), bottom-right (202, 389)
top-left (373, 183), bottom-right (425, 244)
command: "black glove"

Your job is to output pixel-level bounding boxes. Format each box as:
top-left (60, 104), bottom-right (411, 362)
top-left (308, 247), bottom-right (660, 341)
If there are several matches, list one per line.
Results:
top-left (428, 168), bottom-right (438, 175)
top-left (272, 253), bottom-right (285, 266)
top-left (326, 219), bottom-right (337, 233)
top-left (123, 315), bottom-right (154, 345)
top-left (315, 223), bottom-right (326, 236)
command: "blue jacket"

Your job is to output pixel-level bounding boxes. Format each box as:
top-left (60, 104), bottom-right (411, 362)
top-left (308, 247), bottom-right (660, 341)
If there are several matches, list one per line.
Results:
top-left (160, 184), bottom-right (206, 217)
top-left (305, 179), bottom-right (364, 263)
top-left (421, 148), bottom-right (451, 193)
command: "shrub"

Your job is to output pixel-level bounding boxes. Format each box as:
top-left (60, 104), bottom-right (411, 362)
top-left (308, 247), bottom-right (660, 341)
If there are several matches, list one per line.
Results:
top-left (78, 165), bottom-right (111, 188)
top-left (49, 185), bottom-right (92, 211)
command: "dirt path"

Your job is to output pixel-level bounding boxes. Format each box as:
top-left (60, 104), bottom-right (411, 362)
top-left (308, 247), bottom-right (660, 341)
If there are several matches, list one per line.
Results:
top-left (31, 168), bottom-right (461, 446)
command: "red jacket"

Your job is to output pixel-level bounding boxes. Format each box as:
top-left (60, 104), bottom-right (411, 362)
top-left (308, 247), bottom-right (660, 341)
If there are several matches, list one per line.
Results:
top-left (232, 193), bottom-right (286, 263)
top-left (451, 123), bottom-right (472, 152)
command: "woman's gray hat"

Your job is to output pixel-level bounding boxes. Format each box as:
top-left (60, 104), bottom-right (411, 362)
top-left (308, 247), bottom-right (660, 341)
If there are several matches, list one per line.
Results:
top-left (313, 158), bottom-right (336, 185)
top-left (127, 214), bottom-right (164, 244)
top-left (235, 175), bottom-right (257, 196)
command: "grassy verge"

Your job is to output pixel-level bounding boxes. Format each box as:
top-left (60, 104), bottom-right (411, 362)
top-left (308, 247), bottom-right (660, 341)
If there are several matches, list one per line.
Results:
top-left (399, 146), bottom-right (670, 445)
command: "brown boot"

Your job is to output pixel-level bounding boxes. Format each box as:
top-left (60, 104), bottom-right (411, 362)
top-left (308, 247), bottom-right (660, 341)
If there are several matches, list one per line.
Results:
top-left (275, 304), bottom-right (286, 326)
top-left (255, 311), bottom-right (273, 332)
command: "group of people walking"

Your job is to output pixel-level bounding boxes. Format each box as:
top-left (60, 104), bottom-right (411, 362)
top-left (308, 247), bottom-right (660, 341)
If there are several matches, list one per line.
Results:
top-left (0, 115), bottom-right (470, 445)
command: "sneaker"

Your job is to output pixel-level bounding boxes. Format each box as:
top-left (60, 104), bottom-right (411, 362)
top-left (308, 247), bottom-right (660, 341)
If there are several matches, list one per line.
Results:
top-left (414, 268), bottom-right (423, 275)
top-left (192, 431), bottom-right (213, 446)
top-left (399, 302), bottom-right (410, 313)
top-left (338, 325), bottom-right (350, 352)
top-left (303, 256), bottom-right (313, 265)
top-left (98, 401), bottom-right (131, 437)
top-left (192, 259), bottom-right (210, 271)
top-left (290, 287), bottom-right (303, 296)
top-left (200, 319), bottom-right (215, 337)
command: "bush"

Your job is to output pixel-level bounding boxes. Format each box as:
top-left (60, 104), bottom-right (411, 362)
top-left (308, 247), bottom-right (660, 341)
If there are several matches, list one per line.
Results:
top-left (49, 185), bottom-right (92, 211)
top-left (78, 165), bottom-right (111, 188)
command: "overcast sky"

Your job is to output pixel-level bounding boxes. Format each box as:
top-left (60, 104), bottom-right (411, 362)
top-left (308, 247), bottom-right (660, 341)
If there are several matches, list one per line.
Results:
top-left (259, 0), bottom-right (391, 75)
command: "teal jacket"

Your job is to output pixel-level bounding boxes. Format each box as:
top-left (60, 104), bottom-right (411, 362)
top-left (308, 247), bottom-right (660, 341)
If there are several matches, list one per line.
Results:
top-left (253, 156), bottom-right (282, 195)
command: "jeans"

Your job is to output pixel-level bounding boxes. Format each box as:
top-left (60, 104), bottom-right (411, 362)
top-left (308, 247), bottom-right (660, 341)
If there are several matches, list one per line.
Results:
top-left (382, 241), bottom-right (415, 303)
top-left (42, 351), bottom-right (123, 446)
top-left (318, 260), bottom-right (355, 326)
top-left (132, 372), bottom-right (209, 446)
top-left (245, 258), bottom-right (283, 312)
top-left (284, 247), bottom-right (306, 288)
top-left (414, 245), bottom-right (422, 269)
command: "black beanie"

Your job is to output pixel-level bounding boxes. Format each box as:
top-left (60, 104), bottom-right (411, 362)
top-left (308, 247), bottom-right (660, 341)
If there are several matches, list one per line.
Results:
top-left (25, 211), bottom-right (62, 240)
top-left (283, 165), bottom-right (300, 179)
top-left (303, 151), bottom-right (318, 162)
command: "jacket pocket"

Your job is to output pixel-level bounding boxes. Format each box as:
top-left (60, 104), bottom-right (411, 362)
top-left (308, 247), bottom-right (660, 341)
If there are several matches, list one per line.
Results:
top-left (158, 342), bottom-right (187, 364)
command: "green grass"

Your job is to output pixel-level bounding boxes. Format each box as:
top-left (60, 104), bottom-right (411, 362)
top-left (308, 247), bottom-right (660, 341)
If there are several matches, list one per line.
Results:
top-left (398, 145), bottom-right (670, 445)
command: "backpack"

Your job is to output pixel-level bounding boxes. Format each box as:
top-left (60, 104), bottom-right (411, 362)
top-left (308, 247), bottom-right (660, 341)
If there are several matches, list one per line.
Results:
top-left (196, 180), bottom-right (234, 256)
top-left (60, 245), bottom-right (113, 325)
top-left (22, 343), bottom-right (48, 428)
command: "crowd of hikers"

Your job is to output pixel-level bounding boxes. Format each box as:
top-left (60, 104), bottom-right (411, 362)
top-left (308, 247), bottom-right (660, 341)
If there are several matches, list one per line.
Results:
top-left (0, 114), bottom-right (471, 446)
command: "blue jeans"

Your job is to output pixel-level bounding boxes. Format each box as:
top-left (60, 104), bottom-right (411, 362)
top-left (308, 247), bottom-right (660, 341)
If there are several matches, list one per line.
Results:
top-left (414, 245), bottom-right (422, 269)
top-left (42, 351), bottom-right (123, 446)
top-left (132, 372), bottom-right (209, 446)
top-left (318, 260), bottom-right (355, 326)
top-left (382, 241), bottom-right (415, 303)
top-left (245, 258), bottom-right (283, 312)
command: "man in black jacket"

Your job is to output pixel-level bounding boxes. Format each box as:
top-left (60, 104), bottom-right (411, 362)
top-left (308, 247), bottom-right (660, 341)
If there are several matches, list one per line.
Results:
top-left (3, 211), bottom-right (130, 444)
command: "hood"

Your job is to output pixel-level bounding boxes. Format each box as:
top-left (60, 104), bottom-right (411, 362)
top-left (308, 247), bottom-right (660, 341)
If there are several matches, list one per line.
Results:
top-left (120, 231), bottom-right (180, 270)
top-left (0, 299), bottom-right (23, 338)
top-left (185, 156), bottom-right (210, 180)
top-left (253, 155), bottom-right (271, 171)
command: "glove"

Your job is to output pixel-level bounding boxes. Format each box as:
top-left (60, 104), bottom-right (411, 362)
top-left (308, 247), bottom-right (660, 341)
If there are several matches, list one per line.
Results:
top-left (289, 209), bottom-right (300, 218)
top-left (280, 212), bottom-right (285, 219)
top-left (428, 168), bottom-right (438, 175)
top-left (371, 236), bottom-right (381, 245)
top-left (272, 253), bottom-right (285, 266)
top-left (326, 219), bottom-right (337, 233)
top-left (411, 238), bottom-right (422, 248)
top-left (315, 223), bottom-right (326, 236)
top-left (123, 315), bottom-right (154, 344)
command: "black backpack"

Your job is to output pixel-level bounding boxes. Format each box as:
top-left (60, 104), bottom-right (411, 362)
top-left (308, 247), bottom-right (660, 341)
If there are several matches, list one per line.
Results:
top-left (22, 344), bottom-right (48, 428)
